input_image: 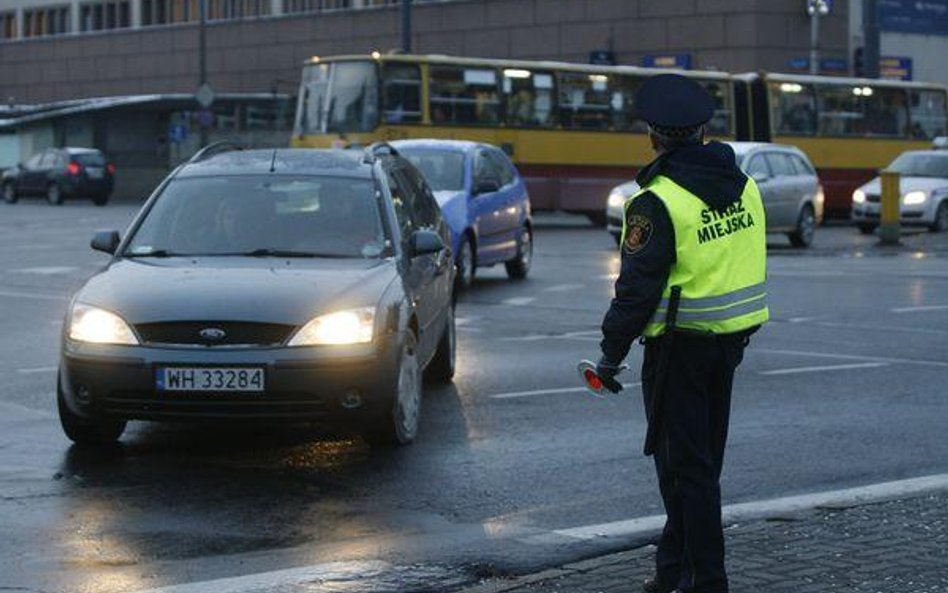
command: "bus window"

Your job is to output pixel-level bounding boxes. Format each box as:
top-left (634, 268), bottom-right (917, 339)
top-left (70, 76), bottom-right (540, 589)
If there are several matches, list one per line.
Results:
top-left (429, 66), bottom-right (500, 125)
top-left (382, 62), bottom-right (422, 124)
top-left (297, 62), bottom-right (330, 135)
top-left (700, 80), bottom-right (733, 136)
top-left (325, 61), bottom-right (378, 134)
top-left (816, 84), bottom-right (865, 137)
top-left (610, 74), bottom-right (647, 133)
top-left (769, 81), bottom-right (817, 136)
top-left (558, 72), bottom-right (611, 130)
top-left (909, 89), bottom-right (948, 139)
top-left (864, 87), bottom-right (908, 136)
top-left (502, 69), bottom-right (555, 128)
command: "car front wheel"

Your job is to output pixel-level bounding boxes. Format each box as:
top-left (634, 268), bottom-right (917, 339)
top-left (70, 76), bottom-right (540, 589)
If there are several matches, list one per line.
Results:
top-left (788, 205), bottom-right (815, 248)
top-left (57, 380), bottom-right (126, 446)
top-left (456, 236), bottom-right (475, 291)
top-left (46, 182), bottom-right (64, 206)
top-left (2, 182), bottom-right (17, 204)
top-left (505, 225), bottom-right (532, 279)
top-left (929, 202), bottom-right (948, 233)
top-left (366, 331), bottom-right (422, 446)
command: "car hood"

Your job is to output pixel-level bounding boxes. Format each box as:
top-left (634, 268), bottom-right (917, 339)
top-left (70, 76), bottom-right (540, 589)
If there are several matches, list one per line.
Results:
top-left (859, 176), bottom-right (948, 195)
top-left (75, 257), bottom-right (398, 325)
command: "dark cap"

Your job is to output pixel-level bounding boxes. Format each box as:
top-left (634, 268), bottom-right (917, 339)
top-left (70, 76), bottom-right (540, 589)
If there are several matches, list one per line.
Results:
top-left (636, 73), bottom-right (715, 129)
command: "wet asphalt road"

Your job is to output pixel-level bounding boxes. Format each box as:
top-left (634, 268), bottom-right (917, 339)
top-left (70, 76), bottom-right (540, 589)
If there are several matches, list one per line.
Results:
top-left (1, 202), bottom-right (948, 593)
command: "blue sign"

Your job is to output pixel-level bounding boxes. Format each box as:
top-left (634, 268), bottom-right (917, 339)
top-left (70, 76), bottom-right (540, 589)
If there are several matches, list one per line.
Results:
top-left (820, 57), bottom-right (848, 73)
top-left (643, 54), bottom-right (692, 70)
top-left (589, 50), bottom-right (616, 66)
top-left (880, 56), bottom-right (913, 80)
top-left (168, 123), bottom-right (188, 144)
top-left (787, 57), bottom-right (810, 71)
top-left (878, 0), bottom-right (948, 36)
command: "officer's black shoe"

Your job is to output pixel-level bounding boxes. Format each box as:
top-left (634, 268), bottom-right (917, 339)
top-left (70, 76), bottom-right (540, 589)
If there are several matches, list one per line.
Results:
top-left (642, 576), bottom-right (677, 593)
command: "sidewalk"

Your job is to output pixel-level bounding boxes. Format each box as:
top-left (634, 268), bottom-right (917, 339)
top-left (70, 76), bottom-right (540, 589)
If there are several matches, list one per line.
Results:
top-left (458, 492), bottom-right (948, 593)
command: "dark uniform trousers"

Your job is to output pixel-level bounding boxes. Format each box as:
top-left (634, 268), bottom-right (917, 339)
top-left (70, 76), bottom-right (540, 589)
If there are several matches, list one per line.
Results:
top-left (641, 331), bottom-right (748, 593)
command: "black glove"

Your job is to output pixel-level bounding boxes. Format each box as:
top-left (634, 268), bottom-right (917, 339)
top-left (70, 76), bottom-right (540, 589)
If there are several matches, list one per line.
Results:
top-left (596, 356), bottom-right (624, 394)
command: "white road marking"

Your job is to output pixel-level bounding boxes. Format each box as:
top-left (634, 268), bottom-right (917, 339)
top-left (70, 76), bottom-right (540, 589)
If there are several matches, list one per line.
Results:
top-left (455, 316), bottom-right (476, 326)
top-left (502, 297), bottom-right (536, 307)
top-left (502, 330), bottom-right (600, 342)
top-left (132, 560), bottom-right (390, 593)
top-left (11, 266), bottom-right (77, 275)
top-left (16, 366), bottom-right (58, 374)
top-left (489, 383), bottom-right (642, 400)
top-left (0, 289), bottom-right (68, 301)
top-left (759, 362), bottom-right (888, 376)
top-left (543, 283), bottom-right (584, 293)
top-left (787, 316), bottom-right (823, 323)
top-left (553, 473), bottom-right (948, 541)
top-left (756, 347), bottom-right (948, 369)
top-left (891, 304), bottom-right (948, 313)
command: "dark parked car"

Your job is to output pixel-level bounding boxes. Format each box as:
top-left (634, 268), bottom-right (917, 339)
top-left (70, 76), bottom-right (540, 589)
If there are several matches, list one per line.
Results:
top-left (2, 147), bottom-right (114, 206)
top-left (392, 140), bottom-right (532, 289)
top-left (58, 143), bottom-right (455, 447)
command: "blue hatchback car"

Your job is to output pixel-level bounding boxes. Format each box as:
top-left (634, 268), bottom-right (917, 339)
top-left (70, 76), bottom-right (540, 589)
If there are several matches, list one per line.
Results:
top-left (392, 140), bottom-right (532, 289)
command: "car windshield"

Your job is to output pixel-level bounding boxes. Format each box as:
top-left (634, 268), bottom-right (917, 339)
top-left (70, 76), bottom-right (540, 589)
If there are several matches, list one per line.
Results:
top-left (887, 153), bottom-right (948, 178)
top-left (398, 149), bottom-right (466, 192)
top-left (125, 176), bottom-right (389, 258)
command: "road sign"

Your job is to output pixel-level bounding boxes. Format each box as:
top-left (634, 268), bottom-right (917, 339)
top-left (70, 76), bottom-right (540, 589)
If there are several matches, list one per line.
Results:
top-left (642, 54), bottom-right (692, 70)
top-left (589, 50), bottom-right (616, 66)
top-left (168, 123), bottom-right (188, 144)
top-left (195, 83), bottom-right (216, 109)
top-left (196, 109), bottom-right (215, 128)
top-left (880, 56), bottom-right (913, 81)
top-left (879, 0), bottom-right (948, 35)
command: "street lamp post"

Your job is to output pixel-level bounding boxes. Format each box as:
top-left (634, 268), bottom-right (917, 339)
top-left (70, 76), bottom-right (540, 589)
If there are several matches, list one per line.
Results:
top-left (401, 0), bottom-right (412, 53)
top-left (198, 0), bottom-right (208, 148)
top-left (807, 0), bottom-right (831, 75)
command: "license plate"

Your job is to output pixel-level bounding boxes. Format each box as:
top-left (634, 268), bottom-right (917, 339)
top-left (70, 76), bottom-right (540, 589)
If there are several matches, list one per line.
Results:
top-left (157, 367), bottom-right (265, 392)
top-left (86, 168), bottom-right (104, 179)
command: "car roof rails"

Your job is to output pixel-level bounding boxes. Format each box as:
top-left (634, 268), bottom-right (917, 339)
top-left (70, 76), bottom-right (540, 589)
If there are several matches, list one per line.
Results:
top-left (362, 142), bottom-right (400, 164)
top-left (187, 141), bottom-right (244, 164)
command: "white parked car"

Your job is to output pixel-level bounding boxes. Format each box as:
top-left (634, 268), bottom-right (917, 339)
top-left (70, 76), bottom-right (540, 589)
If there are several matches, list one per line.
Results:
top-left (606, 142), bottom-right (824, 248)
top-left (851, 150), bottom-right (948, 234)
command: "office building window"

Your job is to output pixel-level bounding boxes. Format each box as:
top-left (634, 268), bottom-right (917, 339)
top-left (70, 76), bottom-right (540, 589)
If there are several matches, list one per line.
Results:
top-left (284, 0), bottom-right (351, 14)
top-left (23, 5), bottom-right (71, 38)
top-left (142, 0), bottom-right (200, 25)
top-left (80, 1), bottom-right (131, 31)
top-left (206, 0), bottom-right (272, 21)
top-left (0, 12), bottom-right (16, 40)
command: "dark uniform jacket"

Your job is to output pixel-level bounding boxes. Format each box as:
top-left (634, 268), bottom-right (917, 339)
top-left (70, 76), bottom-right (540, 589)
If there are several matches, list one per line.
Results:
top-left (600, 141), bottom-right (751, 363)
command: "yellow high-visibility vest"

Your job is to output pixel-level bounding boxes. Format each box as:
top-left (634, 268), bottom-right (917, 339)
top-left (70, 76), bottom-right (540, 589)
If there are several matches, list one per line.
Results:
top-left (622, 174), bottom-right (769, 337)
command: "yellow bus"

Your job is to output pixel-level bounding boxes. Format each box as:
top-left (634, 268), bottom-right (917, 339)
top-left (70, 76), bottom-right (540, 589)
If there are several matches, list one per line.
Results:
top-left (290, 53), bottom-right (948, 220)
top-left (747, 72), bottom-right (947, 216)
top-left (290, 53), bottom-right (736, 224)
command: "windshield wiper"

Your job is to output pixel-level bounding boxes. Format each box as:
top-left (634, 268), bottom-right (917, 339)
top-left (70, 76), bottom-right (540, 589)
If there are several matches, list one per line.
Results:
top-left (241, 248), bottom-right (354, 259)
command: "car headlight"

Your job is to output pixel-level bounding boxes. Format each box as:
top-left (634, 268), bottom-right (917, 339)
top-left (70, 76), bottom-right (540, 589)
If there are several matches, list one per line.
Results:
top-left (68, 304), bottom-right (139, 345)
top-left (903, 191), bottom-right (927, 205)
top-left (852, 189), bottom-right (866, 204)
top-left (287, 308), bottom-right (375, 346)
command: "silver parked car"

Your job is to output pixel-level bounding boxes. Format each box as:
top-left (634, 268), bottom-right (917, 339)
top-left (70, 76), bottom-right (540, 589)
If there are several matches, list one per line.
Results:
top-left (851, 150), bottom-right (948, 234)
top-left (606, 142), bottom-right (824, 248)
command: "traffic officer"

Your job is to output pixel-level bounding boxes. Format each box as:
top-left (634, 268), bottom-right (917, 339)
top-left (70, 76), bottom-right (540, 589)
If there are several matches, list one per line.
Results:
top-left (597, 74), bottom-right (769, 593)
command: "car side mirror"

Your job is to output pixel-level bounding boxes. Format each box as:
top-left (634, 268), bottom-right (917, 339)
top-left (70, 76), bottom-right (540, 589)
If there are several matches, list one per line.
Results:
top-left (91, 230), bottom-right (120, 254)
top-left (474, 177), bottom-right (501, 195)
top-left (751, 171), bottom-right (770, 184)
top-left (409, 229), bottom-right (445, 257)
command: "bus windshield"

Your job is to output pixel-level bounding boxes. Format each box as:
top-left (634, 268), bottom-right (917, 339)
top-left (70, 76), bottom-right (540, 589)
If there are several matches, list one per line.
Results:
top-left (296, 61), bottom-right (379, 135)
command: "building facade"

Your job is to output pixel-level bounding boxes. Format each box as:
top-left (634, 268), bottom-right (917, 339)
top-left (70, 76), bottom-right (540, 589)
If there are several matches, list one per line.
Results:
top-left (0, 0), bottom-right (856, 105)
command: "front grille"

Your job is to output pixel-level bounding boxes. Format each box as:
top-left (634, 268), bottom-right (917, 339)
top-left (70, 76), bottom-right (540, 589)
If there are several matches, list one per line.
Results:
top-left (866, 194), bottom-right (881, 203)
top-left (103, 391), bottom-right (330, 419)
top-left (135, 321), bottom-right (295, 346)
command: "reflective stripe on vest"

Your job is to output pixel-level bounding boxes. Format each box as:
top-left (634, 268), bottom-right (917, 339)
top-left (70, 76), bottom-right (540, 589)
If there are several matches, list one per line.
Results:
top-left (635, 174), bottom-right (770, 337)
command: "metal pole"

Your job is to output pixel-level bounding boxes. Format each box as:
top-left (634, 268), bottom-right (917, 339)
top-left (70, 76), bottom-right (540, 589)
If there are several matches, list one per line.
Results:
top-left (810, 9), bottom-right (820, 75)
top-left (401, 0), bottom-right (412, 53)
top-left (863, 0), bottom-right (880, 78)
top-left (199, 0), bottom-right (208, 147)
top-left (879, 169), bottom-right (901, 245)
